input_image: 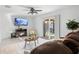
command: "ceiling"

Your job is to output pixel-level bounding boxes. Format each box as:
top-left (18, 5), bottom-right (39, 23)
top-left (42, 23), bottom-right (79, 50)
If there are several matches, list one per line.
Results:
top-left (0, 5), bottom-right (69, 15)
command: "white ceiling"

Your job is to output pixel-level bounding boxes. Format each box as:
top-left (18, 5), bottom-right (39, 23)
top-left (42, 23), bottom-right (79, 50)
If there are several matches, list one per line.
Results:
top-left (0, 5), bottom-right (69, 15)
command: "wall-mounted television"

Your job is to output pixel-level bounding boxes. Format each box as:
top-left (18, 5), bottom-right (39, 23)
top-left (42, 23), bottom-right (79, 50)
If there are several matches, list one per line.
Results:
top-left (15, 18), bottom-right (28, 26)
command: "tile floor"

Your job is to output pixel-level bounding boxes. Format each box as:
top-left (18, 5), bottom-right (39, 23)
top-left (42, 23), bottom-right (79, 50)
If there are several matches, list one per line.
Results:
top-left (0, 37), bottom-right (60, 54)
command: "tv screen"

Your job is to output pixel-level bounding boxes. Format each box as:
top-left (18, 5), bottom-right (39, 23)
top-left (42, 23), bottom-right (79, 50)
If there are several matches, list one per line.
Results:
top-left (15, 18), bottom-right (28, 26)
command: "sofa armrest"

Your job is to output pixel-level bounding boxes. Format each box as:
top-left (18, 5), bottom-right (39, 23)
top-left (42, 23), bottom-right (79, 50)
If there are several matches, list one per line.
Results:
top-left (31, 40), bottom-right (72, 54)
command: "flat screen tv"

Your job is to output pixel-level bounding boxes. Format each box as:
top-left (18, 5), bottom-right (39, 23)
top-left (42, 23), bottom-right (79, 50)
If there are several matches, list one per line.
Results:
top-left (15, 18), bottom-right (28, 26)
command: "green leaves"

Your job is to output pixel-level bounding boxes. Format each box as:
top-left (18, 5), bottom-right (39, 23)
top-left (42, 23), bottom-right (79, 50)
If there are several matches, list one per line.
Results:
top-left (66, 19), bottom-right (79, 30)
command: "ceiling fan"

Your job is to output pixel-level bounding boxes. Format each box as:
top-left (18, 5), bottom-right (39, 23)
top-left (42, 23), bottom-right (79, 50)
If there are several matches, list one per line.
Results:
top-left (27, 7), bottom-right (42, 15)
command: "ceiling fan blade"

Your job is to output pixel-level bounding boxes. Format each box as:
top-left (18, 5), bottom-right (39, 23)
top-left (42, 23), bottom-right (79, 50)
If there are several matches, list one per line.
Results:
top-left (34, 11), bottom-right (38, 14)
top-left (35, 10), bottom-right (42, 11)
top-left (28, 11), bottom-right (38, 14)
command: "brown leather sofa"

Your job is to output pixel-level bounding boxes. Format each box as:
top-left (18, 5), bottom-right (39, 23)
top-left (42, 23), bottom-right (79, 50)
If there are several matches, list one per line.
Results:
top-left (30, 31), bottom-right (79, 54)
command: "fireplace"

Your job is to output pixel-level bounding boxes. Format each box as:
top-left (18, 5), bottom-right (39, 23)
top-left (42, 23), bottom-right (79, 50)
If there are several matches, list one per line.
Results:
top-left (16, 28), bottom-right (27, 36)
top-left (11, 28), bottom-right (27, 38)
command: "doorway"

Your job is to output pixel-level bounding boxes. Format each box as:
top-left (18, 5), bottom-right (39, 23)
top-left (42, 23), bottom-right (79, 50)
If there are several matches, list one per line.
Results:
top-left (43, 18), bottom-right (55, 39)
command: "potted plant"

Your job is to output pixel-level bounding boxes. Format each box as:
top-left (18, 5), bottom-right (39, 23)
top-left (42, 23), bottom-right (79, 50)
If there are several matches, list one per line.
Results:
top-left (66, 19), bottom-right (79, 32)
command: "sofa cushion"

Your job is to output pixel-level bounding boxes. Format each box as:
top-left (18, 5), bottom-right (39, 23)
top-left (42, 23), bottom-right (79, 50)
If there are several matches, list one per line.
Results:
top-left (65, 31), bottom-right (79, 42)
top-left (66, 33), bottom-right (79, 42)
top-left (65, 32), bottom-right (76, 37)
top-left (63, 38), bottom-right (79, 53)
